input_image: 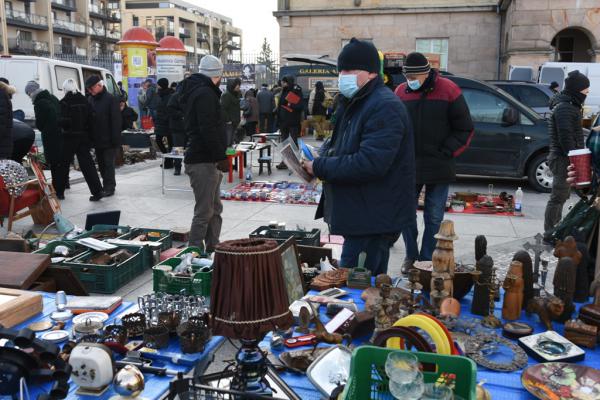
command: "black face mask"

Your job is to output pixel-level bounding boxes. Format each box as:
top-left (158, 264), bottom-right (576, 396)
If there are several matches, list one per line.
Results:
top-left (566, 89), bottom-right (587, 105)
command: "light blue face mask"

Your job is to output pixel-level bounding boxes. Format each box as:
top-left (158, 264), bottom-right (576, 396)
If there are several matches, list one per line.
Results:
top-left (338, 74), bottom-right (359, 98)
top-left (407, 79), bottom-right (422, 91)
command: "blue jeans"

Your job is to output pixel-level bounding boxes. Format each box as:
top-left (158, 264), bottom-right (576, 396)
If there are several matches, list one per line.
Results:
top-left (402, 183), bottom-right (450, 261)
top-left (340, 234), bottom-right (394, 276)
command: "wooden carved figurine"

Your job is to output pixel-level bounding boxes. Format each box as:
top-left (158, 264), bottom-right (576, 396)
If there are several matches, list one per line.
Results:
top-left (553, 257), bottom-right (576, 322)
top-left (430, 277), bottom-right (449, 312)
top-left (475, 235), bottom-right (487, 263)
top-left (526, 296), bottom-right (565, 331)
top-left (513, 250), bottom-right (534, 310)
top-left (574, 241), bottom-right (592, 303)
top-left (371, 284), bottom-right (396, 342)
top-left (502, 261), bottom-right (524, 321)
top-left (431, 220), bottom-right (458, 298)
top-left (471, 255), bottom-right (493, 316)
top-left (554, 236), bottom-right (584, 302)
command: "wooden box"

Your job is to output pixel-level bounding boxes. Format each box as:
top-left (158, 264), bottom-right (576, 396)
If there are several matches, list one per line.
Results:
top-left (0, 288), bottom-right (43, 327)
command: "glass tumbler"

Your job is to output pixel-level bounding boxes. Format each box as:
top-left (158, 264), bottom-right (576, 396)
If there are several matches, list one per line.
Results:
top-left (421, 383), bottom-right (453, 400)
top-left (389, 371), bottom-right (424, 400)
top-left (385, 351), bottom-right (419, 385)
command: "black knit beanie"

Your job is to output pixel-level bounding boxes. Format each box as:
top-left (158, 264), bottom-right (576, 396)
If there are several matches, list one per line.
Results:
top-left (564, 70), bottom-right (590, 93)
top-left (157, 78), bottom-right (169, 89)
top-left (337, 38), bottom-right (380, 73)
top-left (404, 52), bottom-right (431, 74)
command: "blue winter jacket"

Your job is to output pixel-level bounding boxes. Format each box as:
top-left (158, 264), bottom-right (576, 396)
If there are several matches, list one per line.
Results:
top-left (313, 77), bottom-right (415, 236)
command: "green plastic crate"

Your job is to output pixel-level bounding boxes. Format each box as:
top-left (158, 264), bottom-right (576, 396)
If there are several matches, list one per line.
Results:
top-left (73, 225), bottom-right (131, 240)
top-left (342, 346), bottom-right (477, 400)
top-left (153, 257), bottom-right (212, 296)
top-left (63, 247), bottom-right (145, 294)
top-left (33, 240), bottom-right (88, 263)
top-left (119, 228), bottom-right (173, 251)
top-left (175, 246), bottom-right (207, 258)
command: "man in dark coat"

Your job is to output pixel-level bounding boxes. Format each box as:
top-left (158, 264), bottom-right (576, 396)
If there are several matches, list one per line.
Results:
top-left (154, 78), bottom-right (174, 169)
top-left (544, 70), bottom-right (590, 234)
top-left (220, 78), bottom-right (241, 146)
top-left (167, 85), bottom-right (186, 176)
top-left (302, 38), bottom-right (415, 275)
top-left (120, 96), bottom-right (138, 131)
top-left (58, 78), bottom-right (104, 201)
top-left (395, 52), bottom-right (474, 272)
top-left (276, 75), bottom-right (303, 169)
top-left (0, 79), bottom-right (14, 160)
top-left (86, 75), bottom-right (122, 197)
top-left (179, 55), bottom-right (229, 252)
top-left (256, 83), bottom-right (275, 132)
top-left (25, 80), bottom-right (64, 197)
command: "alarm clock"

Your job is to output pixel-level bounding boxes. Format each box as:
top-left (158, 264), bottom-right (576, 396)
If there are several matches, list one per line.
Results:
top-left (69, 343), bottom-right (115, 392)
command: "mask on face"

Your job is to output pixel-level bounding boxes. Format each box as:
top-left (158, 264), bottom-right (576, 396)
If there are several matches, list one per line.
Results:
top-left (407, 79), bottom-right (422, 91)
top-left (338, 74), bottom-right (359, 98)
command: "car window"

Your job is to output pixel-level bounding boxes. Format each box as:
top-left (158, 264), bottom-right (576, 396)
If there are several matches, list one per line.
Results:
top-left (497, 84), bottom-right (516, 97)
top-left (104, 73), bottom-right (120, 96)
top-left (462, 88), bottom-right (513, 124)
top-left (55, 66), bottom-right (80, 92)
top-left (513, 86), bottom-right (549, 108)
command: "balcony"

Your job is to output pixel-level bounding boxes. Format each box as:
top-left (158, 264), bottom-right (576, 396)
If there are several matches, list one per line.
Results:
top-left (196, 32), bottom-right (208, 43)
top-left (51, 0), bottom-right (77, 11)
top-left (178, 27), bottom-right (191, 38)
top-left (8, 38), bottom-right (50, 56)
top-left (54, 43), bottom-right (87, 56)
top-left (89, 2), bottom-right (121, 21)
top-left (53, 19), bottom-right (87, 37)
top-left (226, 40), bottom-right (240, 50)
top-left (5, 9), bottom-right (49, 30)
top-left (155, 27), bottom-right (174, 41)
top-left (89, 25), bottom-right (120, 43)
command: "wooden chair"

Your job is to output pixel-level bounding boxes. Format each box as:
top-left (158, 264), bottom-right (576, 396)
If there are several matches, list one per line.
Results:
top-left (0, 176), bottom-right (43, 231)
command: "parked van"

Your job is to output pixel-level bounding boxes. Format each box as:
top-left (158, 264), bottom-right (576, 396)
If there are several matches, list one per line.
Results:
top-left (538, 62), bottom-right (600, 113)
top-left (0, 55), bottom-right (121, 121)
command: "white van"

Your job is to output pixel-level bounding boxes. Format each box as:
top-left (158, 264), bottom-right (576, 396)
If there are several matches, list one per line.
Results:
top-left (539, 62), bottom-right (600, 113)
top-left (0, 55), bottom-right (121, 121)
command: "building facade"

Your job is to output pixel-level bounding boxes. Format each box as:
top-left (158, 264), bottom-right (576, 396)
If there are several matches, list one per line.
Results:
top-left (122, 0), bottom-right (242, 66)
top-left (274, 0), bottom-right (600, 80)
top-left (0, 0), bottom-right (124, 67)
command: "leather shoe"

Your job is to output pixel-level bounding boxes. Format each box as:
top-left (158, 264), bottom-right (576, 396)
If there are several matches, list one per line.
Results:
top-left (174, 169), bottom-right (181, 176)
top-left (104, 190), bottom-right (115, 197)
top-left (401, 259), bottom-right (415, 275)
top-left (89, 192), bottom-right (103, 202)
top-left (57, 194), bottom-right (65, 200)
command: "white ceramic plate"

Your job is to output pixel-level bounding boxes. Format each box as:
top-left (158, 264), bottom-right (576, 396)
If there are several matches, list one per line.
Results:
top-left (72, 312), bottom-right (109, 325)
top-left (40, 330), bottom-right (70, 343)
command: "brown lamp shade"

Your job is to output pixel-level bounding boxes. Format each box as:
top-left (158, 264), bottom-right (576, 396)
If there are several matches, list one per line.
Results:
top-left (210, 238), bottom-right (294, 339)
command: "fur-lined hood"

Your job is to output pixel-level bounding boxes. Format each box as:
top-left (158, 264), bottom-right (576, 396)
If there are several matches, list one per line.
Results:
top-left (0, 81), bottom-right (17, 96)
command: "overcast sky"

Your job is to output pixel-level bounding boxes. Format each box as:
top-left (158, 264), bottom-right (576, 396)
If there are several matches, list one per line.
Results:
top-left (191, 0), bottom-right (280, 56)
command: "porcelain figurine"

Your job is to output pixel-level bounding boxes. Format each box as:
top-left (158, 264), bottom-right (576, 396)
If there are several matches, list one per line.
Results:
top-left (512, 250), bottom-right (534, 310)
top-left (471, 255), bottom-right (493, 316)
top-left (431, 220), bottom-right (458, 298)
top-left (553, 256), bottom-right (576, 322)
top-left (502, 261), bottom-right (524, 321)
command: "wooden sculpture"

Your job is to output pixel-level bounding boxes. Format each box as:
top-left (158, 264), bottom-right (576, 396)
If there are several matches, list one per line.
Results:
top-left (430, 276), bottom-right (449, 312)
top-left (527, 296), bottom-right (565, 331)
top-left (471, 255), bottom-right (493, 316)
top-left (475, 235), bottom-right (487, 262)
top-left (554, 236), bottom-right (582, 266)
top-left (553, 257), bottom-right (577, 322)
top-left (512, 251), bottom-right (534, 311)
top-left (502, 261), bottom-right (524, 321)
top-left (431, 220), bottom-right (457, 298)
top-left (574, 241), bottom-right (592, 303)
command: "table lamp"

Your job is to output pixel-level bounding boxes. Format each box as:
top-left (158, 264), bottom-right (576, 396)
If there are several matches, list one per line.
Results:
top-left (211, 238), bottom-right (294, 394)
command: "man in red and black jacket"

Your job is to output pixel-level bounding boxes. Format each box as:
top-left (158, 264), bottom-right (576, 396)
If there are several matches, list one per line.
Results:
top-left (395, 52), bottom-right (474, 272)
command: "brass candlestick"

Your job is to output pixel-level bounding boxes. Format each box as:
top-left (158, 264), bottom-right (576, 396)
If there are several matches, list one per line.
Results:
top-left (473, 267), bottom-right (502, 328)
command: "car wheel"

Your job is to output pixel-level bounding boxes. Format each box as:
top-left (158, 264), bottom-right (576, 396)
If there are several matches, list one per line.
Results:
top-left (527, 153), bottom-right (552, 193)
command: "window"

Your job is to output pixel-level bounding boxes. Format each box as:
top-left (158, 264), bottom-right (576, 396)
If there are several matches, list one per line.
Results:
top-left (17, 30), bottom-right (32, 42)
top-left (55, 66), bottom-right (80, 91)
top-left (104, 73), bottom-right (120, 96)
top-left (5, 1), bottom-right (13, 13)
top-left (461, 88), bottom-right (513, 124)
top-left (24, 2), bottom-right (30, 14)
top-left (132, 15), bottom-right (139, 26)
top-left (416, 38), bottom-right (448, 71)
top-left (512, 86), bottom-right (550, 109)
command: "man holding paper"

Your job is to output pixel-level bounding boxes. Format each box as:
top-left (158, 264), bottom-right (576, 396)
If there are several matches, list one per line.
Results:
top-left (302, 38), bottom-right (415, 275)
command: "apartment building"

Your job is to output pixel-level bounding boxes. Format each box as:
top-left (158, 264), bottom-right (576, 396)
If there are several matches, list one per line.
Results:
top-left (122, 0), bottom-right (242, 64)
top-left (0, 0), bottom-right (124, 65)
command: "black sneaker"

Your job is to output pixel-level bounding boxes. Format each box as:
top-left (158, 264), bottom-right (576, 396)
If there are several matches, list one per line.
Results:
top-left (104, 190), bottom-right (115, 197)
top-left (89, 192), bottom-right (104, 202)
top-left (57, 194), bottom-right (65, 200)
top-left (174, 169), bottom-right (181, 176)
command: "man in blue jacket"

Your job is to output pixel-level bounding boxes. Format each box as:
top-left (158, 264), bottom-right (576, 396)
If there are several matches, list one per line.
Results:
top-left (302, 38), bottom-right (415, 275)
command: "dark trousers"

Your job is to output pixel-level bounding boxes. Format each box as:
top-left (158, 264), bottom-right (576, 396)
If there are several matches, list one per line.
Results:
top-left (280, 124), bottom-right (300, 145)
top-left (245, 121), bottom-right (257, 138)
top-left (11, 137), bottom-right (34, 164)
top-left (55, 137), bottom-right (103, 197)
top-left (544, 156), bottom-right (570, 233)
top-left (186, 163), bottom-right (223, 252)
top-left (259, 113), bottom-right (272, 132)
top-left (96, 147), bottom-right (117, 193)
top-left (340, 234), bottom-right (394, 275)
top-left (50, 163), bottom-right (62, 196)
top-left (156, 134), bottom-right (174, 168)
top-left (402, 183), bottom-right (450, 261)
